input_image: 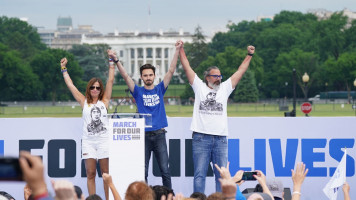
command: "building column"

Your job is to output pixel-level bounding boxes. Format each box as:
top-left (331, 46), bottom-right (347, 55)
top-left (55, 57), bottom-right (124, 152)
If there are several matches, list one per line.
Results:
top-left (153, 47), bottom-right (156, 68)
top-left (134, 48), bottom-right (138, 80)
top-left (143, 47), bottom-right (147, 65)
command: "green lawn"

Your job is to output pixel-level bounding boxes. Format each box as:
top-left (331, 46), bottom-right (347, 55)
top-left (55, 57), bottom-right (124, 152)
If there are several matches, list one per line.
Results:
top-left (1, 103), bottom-right (355, 118)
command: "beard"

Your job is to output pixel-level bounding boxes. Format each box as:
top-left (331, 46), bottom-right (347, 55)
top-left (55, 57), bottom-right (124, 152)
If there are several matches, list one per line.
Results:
top-left (143, 79), bottom-right (153, 86)
top-left (208, 80), bottom-right (221, 91)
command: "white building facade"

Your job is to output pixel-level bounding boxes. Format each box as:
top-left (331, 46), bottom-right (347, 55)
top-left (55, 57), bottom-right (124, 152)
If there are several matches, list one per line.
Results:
top-left (82, 31), bottom-right (194, 84)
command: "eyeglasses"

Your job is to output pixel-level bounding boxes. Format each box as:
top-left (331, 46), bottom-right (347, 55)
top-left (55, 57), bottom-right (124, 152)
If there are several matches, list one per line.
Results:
top-left (89, 86), bottom-right (101, 90)
top-left (208, 75), bottom-right (223, 79)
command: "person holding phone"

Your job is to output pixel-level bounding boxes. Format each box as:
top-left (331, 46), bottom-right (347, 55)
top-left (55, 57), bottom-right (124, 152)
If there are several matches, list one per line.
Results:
top-left (180, 42), bottom-right (255, 193)
top-left (60, 57), bottom-right (115, 200)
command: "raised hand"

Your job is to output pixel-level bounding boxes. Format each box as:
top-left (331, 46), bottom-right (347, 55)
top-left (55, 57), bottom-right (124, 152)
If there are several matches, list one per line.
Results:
top-left (60, 57), bottom-right (68, 68)
top-left (292, 162), bottom-right (308, 188)
top-left (107, 49), bottom-right (118, 60)
top-left (175, 40), bottom-right (183, 50)
top-left (247, 45), bottom-right (255, 54)
top-left (51, 180), bottom-right (77, 200)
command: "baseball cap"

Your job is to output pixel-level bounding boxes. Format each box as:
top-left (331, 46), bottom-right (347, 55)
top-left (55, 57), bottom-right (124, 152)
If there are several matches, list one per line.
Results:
top-left (266, 178), bottom-right (284, 199)
top-left (243, 192), bottom-right (273, 200)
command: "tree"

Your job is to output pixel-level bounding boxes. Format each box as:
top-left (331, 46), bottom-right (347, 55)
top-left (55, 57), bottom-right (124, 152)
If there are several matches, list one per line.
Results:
top-left (234, 70), bottom-right (259, 102)
top-left (272, 48), bottom-right (319, 98)
top-left (323, 51), bottom-right (356, 102)
top-left (30, 49), bottom-right (84, 103)
top-left (0, 16), bottom-right (46, 59)
top-left (0, 43), bottom-right (42, 100)
top-left (69, 43), bottom-right (110, 82)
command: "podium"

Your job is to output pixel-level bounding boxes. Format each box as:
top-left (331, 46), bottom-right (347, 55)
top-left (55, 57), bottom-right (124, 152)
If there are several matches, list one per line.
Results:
top-left (107, 113), bottom-right (152, 198)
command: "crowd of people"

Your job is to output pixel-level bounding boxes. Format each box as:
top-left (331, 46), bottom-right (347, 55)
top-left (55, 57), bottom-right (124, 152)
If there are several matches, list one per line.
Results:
top-left (0, 152), bottom-right (351, 200)
top-left (1, 41), bottom-right (352, 200)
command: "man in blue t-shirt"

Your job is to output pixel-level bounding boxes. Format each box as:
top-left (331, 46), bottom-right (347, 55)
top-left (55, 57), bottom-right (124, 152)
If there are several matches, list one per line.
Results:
top-left (107, 41), bottom-right (182, 189)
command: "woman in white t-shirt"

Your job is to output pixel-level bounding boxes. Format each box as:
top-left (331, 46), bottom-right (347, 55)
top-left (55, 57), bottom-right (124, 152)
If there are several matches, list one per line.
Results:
top-left (60, 57), bottom-right (115, 200)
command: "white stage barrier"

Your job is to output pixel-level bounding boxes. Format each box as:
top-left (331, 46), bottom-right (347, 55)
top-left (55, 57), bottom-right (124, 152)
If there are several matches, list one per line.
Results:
top-left (0, 117), bottom-right (355, 200)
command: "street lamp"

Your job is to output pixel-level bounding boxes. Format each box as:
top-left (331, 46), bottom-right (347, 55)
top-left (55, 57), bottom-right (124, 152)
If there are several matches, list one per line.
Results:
top-left (302, 72), bottom-right (309, 102)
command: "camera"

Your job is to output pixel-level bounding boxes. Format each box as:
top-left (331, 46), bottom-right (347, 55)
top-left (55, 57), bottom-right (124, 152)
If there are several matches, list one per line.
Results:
top-left (242, 171), bottom-right (257, 181)
top-left (0, 157), bottom-right (23, 181)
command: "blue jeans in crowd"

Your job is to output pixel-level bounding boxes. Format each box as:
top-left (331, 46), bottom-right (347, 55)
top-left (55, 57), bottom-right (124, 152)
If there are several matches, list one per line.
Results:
top-left (145, 130), bottom-right (172, 189)
top-left (192, 132), bottom-right (228, 193)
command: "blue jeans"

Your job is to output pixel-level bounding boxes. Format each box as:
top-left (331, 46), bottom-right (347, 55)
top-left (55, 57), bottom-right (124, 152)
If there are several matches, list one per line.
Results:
top-left (192, 132), bottom-right (228, 193)
top-left (145, 130), bottom-right (172, 189)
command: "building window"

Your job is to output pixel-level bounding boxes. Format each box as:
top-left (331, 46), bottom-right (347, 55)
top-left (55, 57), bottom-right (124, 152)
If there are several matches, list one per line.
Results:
top-left (164, 48), bottom-right (169, 58)
top-left (156, 48), bottom-right (161, 58)
top-left (131, 62), bottom-right (135, 74)
top-left (138, 48), bottom-right (143, 58)
top-left (131, 49), bottom-right (135, 59)
top-left (120, 50), bottom-right (124, 57)
top-left (147, 48), bottom-right (152, 58)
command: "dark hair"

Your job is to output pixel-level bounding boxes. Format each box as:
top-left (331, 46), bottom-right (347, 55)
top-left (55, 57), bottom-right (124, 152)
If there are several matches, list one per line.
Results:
top-left (140, 64), bottom-right (156, 76)
top-left (0, 191), bottom-right (15, 200)
top-left (152, 185), bottom-right (174, 200)
top-left (85, 78), bottom-right (105, 104)
top-left (190, 192), bottom-right (207, 200)
top-left (86, 194), bottom-right (102, 200)
top-left (203, 66), bottom-right (219, 84)
top-left (74, 185), bottom-right (83, 199)
top-left (253, 184), bottom-right (264, 193)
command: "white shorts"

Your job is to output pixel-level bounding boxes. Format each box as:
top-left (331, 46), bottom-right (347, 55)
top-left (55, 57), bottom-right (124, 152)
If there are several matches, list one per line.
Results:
top-left (82, 137), bottom-right (109, 160)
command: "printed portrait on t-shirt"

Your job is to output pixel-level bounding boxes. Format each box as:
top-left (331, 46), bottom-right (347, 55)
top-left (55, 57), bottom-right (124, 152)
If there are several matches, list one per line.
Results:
top-left (199, 92), bottom-right (223, 111)
top-left (87, 105), bottom-right (107, 135)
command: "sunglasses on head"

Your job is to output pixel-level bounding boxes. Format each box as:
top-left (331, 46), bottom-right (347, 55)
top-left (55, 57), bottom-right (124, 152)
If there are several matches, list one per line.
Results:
top-left (89, 86), bottom-right (101, 90)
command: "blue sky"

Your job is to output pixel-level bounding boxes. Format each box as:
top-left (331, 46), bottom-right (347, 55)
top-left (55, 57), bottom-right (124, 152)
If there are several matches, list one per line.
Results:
top-left (1, 0), bottom-right (355, 36)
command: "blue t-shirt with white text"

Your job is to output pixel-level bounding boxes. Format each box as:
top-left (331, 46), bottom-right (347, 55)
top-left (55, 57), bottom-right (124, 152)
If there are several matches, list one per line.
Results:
top-left (131, 81), bottom-right (168, 132)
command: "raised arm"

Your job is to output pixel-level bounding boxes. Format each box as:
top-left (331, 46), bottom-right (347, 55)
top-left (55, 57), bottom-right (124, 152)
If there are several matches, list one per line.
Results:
top-left (107, 49), bottom-right (135, 93)
top-left (291, 162), bottom-right (308, 200)
top-left (103, 173), bottom-right (122, 200)
top-left (163, 40), bottom-right (183, 88)
top-left (230, 45), bottom-right (255, 88)
top-left (179, 43), bottom-right (196, 85)
top-left (102, 59), bottom-right (115, 108)
top-left (254, 170), bottom-right (275, 200)
top-left (61, 58), bottom-right (85, 108)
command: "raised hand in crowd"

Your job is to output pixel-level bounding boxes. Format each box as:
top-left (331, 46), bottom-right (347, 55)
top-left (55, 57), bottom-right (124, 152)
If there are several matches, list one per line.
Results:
top-left (51, 180), bottom-right (77, 200)
top-left (253, 170), bottom-right (274, 200)
top-left (102, 173), bottom-right (122, 200)
top-left (342, 182), bottom-right (350, 200)
top-left (291, 162), bottom-right (308, 200)
top-left (19, 151), bottom-right (48, 199)
top-left (24, 184), bottom-right (32, 200)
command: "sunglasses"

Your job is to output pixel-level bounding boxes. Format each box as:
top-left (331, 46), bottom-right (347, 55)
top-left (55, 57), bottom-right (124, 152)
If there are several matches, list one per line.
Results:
top-left (208, 75), bottom-right (223, 79)
top-left (89, 86), bottom-right (101, 90)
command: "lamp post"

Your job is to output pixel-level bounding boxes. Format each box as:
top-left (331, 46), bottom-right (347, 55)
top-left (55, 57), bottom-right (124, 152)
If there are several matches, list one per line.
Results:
top-left (302, 72), bottom-right (309, 102)
top-left (285, 82), bottom-right (288, 98)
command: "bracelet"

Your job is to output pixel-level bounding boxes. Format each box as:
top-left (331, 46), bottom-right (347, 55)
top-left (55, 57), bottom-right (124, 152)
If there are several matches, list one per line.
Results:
top-left (114, 59), bottom-right (119, 63)
top-left (293, 191), bottom-right (301, 195)
top-left (33, 192), bottom-right (49, 200)
top-left (247, 53), bottom-right (254, 56)
top-left (61, 66), bottom-right (67, 73)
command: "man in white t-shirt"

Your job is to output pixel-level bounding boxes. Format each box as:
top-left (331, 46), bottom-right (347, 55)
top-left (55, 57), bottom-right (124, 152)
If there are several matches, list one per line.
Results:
top-left (179, 41), bottom-right (255, 193)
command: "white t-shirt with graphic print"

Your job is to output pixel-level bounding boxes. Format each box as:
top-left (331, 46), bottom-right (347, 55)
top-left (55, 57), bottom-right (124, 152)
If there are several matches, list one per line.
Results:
top-left (190, 74), bottom-right (235, 136)
top-left (82, 100), bottom-right (109, 140)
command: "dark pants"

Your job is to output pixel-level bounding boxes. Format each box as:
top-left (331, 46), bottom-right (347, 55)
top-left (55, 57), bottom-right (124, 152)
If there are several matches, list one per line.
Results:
top-left (145, 129), bottom-right (172, 189)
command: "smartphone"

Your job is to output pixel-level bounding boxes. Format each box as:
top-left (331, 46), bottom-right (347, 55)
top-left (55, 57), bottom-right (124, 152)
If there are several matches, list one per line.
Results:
top-left (0, 157), bottom-right (23, 181)
top-left (242, 171), bottom-right (257, 181)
